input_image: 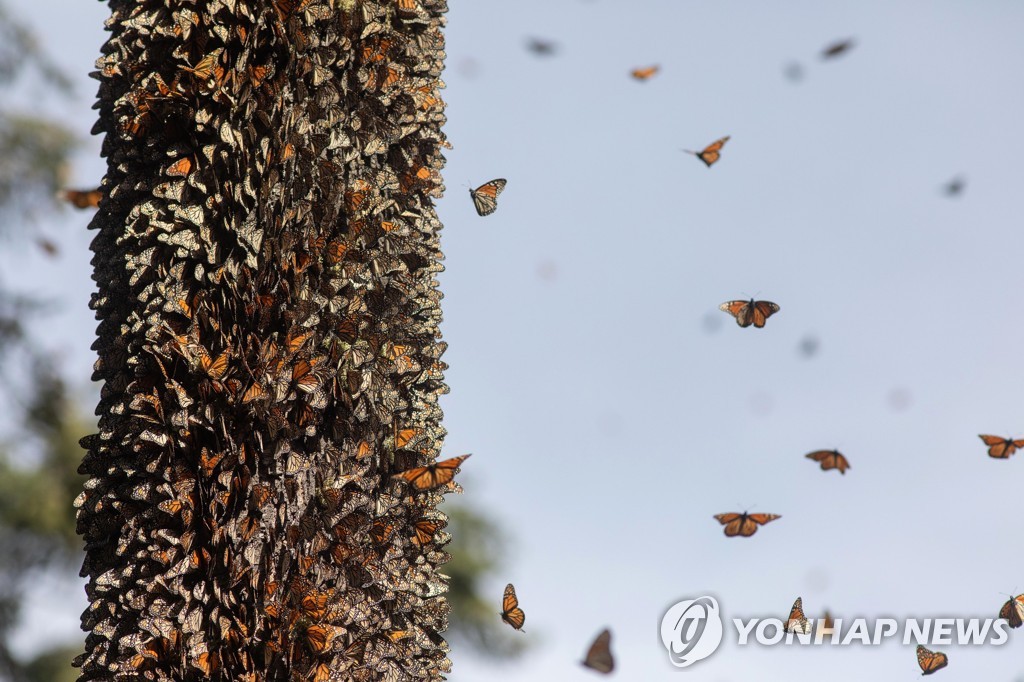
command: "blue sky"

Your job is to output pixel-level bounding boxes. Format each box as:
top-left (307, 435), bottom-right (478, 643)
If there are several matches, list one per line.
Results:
top-left (5, 1), bottom-right (1024, 680)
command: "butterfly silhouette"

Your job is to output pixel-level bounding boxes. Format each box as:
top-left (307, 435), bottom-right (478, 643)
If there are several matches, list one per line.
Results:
top-left (581, 628), bottom-right (614, 673)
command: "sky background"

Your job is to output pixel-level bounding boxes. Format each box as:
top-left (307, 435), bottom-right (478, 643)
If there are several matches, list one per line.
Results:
top-left (3, 0), bottom-right (1024, 680)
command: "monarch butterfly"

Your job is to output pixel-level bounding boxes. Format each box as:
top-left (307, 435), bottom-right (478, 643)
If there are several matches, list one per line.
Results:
top-left (469, 179), bottom-right (506, 216)
top-left (500, 583), bottom-right (526, 631)
top-left (805, 449), bottom-right (850, 474)
top-left (714, 512), bottom-right (781, 537)
top-left (978, 434), bottom-right (1024, 459)
top-left (581, 628), bottom-right (614, 674)
top-left (412, 518), bottom-right (443, 546)
top-left (719, 299), bottom-right (780, 328)
top-left (392, 454), bottom-right (471, 491)
top-left (630, 65), bottom-right (659, 80)
top-left (820, 610), bottom-right (835, 631)
top-left (785, 597), bottom-right (810, 634)
top-left (683, 136), bottom-right (730, 167)
top-left (60, 188), bottom-right (102, 209)
top-left (999, 594), bottom-right (1024, 628)
top-left (916, 645), bottom-right (948, 675)
top-left (821, 38), bottom-right (855, 59)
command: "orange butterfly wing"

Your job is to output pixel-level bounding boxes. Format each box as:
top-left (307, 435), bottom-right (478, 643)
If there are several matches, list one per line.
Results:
top-left (999, 595), bottom-right (1024, 628)
top-left (393, 454), bottom-right (471, 491)
top-left (806, 449), bottom-right (850, 474)
top-left (916, 645), bottom-right (948, 675)
top-left (786, 597), bottom-right (810, 634)
top-left (469, 179), bottom-right (507, 216)
top-left (581, 628), bottom-right (614, 673)
top-left (714, 512), bottom-right (780, 537)
top-left (61, 188), bottom-right (102, 209)
top-left (750, 300), bottom-right (781, 328)
top-left (980, 434), bottom-right (1022, 459)
top-left (719, 300), bottom-right (754, 327)
top-left (501, 583), bottom-right (526, 631)
top-left (630, 65), bottom-right (659, 80)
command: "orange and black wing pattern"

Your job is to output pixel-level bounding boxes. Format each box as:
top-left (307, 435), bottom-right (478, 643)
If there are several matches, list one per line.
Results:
top-left (719, 299), bottom-right (780, 328)
top-left (60, 188), bottom-right (103, 209)
top-left (916, 645), bottom-right (948, 675)
top-left (630, 65), bottom-right (659, 81)
top-left (805, 449), bottom-right (850, 474)
top-left (786, 597), bottom-right (811, 634)
top-left (392, 454), bottom-right (471, 491)
top-left (684, 136), bottom-right (730, 167)
top-left (714, 512), bottom-right (781, 537)
top-left (500, 583), bottom-right (526, 631)
top-left (979, 434), bottom-right (1024, 459)
top-left (999, 594), bottom-right (1024, 629)
top-left (581, 628), bottom-right (614, 674)
top-left (469, 179), bottom-right (507, 216)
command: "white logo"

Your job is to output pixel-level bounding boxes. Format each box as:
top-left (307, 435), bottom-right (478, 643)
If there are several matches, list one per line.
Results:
top-left (660, 596), bottom-right (724, 668)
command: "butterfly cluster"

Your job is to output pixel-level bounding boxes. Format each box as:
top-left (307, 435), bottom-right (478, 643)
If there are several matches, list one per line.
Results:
top-left (76, 1), bottom-right (462, 680)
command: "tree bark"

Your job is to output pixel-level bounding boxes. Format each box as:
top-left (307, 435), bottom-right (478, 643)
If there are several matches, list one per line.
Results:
top-left (75, 1), bottom-right (453, 679)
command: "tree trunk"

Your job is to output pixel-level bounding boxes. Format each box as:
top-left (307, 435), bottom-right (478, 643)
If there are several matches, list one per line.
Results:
top-left (75, 1), bottom-right (453, 679)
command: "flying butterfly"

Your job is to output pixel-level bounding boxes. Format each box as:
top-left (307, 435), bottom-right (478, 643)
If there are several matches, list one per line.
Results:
top-left (500, 583), bottom-right (526, 631)
top-left (820, 610), bottom-right (835, 631)
top-left (916, 645), bottom-right (948, 675)
top-left (526, 37), bottom-right (558, 56)
top-left (805, 449), bottom-right (850, 474)
top-left (581, 628), bottom-right (614, 674)
top-left (683, 136), bottom-right (730, 167)
top-left (978, 434), bottom-right (1024, 459)
top-left (821, 38), bottom-right (855, 60)
top-left (943, 176), bottom-right (965, 197)
top-left (630, 65), bottom-right (659, 80)
top-left (719, 298), bottom-right (780, 328)
top-left (714, 512), bottom-right (781, 537)
top-left (392, 454), bottom-right (471, 491)
top-left (785, 597), bottom-right (810, 634)
top-left (999, 594), bottom-right (1024, 629)
top-left (60, 188), bottom-right (102, 209)
top-left (469, 179), bottom-right (507, 216)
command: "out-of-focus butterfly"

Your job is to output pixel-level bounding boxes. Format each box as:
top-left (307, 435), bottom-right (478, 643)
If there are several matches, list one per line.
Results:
top-left (979, 435), bottom-right (1024, 459)
top-left (60, 188), bottom-right (102, 209)
top-left (719, 298), bottom-right (780, 328)
top-left (805, 449), bottom-right (850, 474)
top-left (683, 136), bottom-right (730, 167)
top-left (630, 65), bottom-right (659, 81)
top-left (714, 512), bottom-right (781, 537)
top-left (820, 610), bottom-right (835, 631)
top-left (916, 645), bottom-right (948, 675)
top-left (526, 37), bottom-right (557, 56)
top-left (942, 176), bottom-right (965, 197)
top-left (500, 583), bottom-right (525, 631)
top-left (392, 454), bottom-right (471, 491)
top-left (469, 179), bottom-right (506, 216)
top-left (821, 38), bottom-right (855, 59)
top-left (581, 628), bottom-right (614, 674)
top-left (785, 597), bottom-right (810, 634)
top-left (999, 594), bottom-right (1024, 628)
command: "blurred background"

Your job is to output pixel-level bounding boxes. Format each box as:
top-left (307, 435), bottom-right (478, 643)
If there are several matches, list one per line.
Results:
top-left (0, 0), bottom-right (1022, 680)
